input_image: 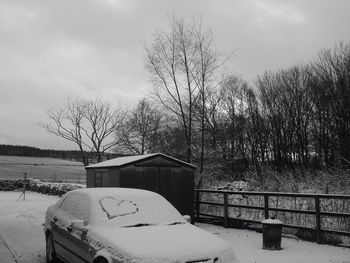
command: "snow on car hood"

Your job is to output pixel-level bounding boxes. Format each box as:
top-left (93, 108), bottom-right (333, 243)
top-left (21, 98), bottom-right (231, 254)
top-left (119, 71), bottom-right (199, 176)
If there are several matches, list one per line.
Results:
top-left (88, 223), bottom-right (237, 263)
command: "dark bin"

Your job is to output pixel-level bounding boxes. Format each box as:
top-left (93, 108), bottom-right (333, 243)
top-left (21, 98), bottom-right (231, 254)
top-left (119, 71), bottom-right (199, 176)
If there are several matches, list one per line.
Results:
top-left (262, 218), bottom-right (283, 250)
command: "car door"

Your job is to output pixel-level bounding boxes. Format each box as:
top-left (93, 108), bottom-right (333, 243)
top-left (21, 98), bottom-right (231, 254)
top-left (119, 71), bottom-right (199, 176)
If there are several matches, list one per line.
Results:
top-left (47, 200), bottom-right (72, 262)
top-left (52, 193), bottom-right (92, 263)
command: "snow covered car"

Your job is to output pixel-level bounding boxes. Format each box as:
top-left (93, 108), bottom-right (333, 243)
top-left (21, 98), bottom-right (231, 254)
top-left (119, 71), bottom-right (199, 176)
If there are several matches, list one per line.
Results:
top-left (44, 188), bottom-right (237, 263)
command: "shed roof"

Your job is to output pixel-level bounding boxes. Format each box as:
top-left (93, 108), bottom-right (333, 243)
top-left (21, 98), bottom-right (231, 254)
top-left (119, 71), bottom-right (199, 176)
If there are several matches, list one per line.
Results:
top-left (85, 153), bottom-right (196, 169)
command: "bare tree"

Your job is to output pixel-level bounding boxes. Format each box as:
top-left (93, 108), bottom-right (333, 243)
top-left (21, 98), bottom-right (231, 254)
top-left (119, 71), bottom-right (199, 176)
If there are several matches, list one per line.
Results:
top-left (313, 42), bottom-right (350, 166)
top-left (145, 16), bottom-right (220, 163)
top-left (192, 23), bottom-right (219, 173)
top-left (41, 97), bottom-right (124, 166)
top-left (220, 75), bottom-right (249, 160)
top-left (120, 98), bottom-right (162, 155)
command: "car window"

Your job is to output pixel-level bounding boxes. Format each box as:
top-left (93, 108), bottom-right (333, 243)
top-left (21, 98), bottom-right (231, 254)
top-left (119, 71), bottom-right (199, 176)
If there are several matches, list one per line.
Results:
top-left (99, 197), bottom-right (139, 219)
top-left (55, 195), bottom-right (66, 208)
top-left (89, 194), bottom-right (185, 227)
top-left (59, 193), bottom-right (90, 222)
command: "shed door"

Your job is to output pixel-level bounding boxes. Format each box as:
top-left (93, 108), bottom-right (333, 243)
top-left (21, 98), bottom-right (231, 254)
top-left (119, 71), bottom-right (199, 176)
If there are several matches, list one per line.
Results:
top-left (95, 171), bottom-right (109, 187)
top-left (142, 167), bottom-right (158, 192)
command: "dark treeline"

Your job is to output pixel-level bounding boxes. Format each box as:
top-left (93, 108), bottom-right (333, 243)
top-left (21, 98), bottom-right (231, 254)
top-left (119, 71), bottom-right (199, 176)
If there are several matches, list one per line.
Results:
top-left (0, 144), bottom-right (120, 163)
top-left (119, 41), bottom-right (350, 180)
top-left (0, 144), bottom-right (82, 160)
top-left (248, 42), bottom-right (350, 169)
top-left (41, 17), bottom-right (350, 177)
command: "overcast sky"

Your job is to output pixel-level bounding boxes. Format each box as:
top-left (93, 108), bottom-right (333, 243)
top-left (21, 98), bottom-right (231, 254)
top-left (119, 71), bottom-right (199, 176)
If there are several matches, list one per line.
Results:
top-left (1, 0), bottom-right (350, 150)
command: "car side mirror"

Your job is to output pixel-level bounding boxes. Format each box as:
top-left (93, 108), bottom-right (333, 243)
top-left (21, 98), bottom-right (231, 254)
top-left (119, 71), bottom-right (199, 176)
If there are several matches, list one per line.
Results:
top-left (183, 215), bottom-right (191, 223)
top-left (70, 219), bottom-right (87, 231)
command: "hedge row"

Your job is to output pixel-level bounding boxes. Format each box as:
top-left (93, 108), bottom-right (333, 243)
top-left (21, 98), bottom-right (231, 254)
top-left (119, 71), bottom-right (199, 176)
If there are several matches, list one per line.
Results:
top-left (0, 178), bottom-right (85, 196)
top-left (0, 179), bottom-right (24, 191)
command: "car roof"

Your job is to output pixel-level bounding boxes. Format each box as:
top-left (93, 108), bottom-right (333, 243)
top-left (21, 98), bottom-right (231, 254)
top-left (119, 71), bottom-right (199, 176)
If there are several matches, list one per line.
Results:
top-left (68, 187), bottom-right (160, 199)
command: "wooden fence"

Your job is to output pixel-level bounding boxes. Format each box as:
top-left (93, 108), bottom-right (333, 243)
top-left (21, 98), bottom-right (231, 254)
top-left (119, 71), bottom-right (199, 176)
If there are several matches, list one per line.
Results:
top-left (195, 189), bottom-right (350, 244)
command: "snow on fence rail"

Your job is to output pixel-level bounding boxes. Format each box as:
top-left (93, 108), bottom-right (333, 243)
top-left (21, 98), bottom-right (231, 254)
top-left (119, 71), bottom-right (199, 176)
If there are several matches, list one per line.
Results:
top-left (195, 189), bottom-right (350, 245)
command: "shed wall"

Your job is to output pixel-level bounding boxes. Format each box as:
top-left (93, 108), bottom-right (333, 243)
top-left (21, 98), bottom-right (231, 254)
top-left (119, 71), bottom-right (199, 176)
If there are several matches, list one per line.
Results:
top-left (86, 156), bottom-right (195, 220)
top-left (87, 168), bottom-right (120, 187)
top-left (86, 169), bottom-right (95, 188)
top-left (119, 165), bottom-right (194, 219)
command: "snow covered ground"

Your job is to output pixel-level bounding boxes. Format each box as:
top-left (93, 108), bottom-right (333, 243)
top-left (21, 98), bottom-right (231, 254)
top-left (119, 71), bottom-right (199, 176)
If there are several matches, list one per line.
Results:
top-left (0, 191), bottom-right (58, 263)
top-left (0, 155), bottom-right (85, 183)
top-left (201, 224), bottom-right (350, 263)
top-left (0, 191), bottom-right (349, 263)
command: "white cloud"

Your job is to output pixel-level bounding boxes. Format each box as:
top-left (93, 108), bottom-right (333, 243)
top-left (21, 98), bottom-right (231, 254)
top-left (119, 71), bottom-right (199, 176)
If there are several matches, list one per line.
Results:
top-left (251, 0), bottom-right (306, 26)
top-left (0, 0), bottom-right (350, 150)
top-left (102, 0), bottom-right (131, 11)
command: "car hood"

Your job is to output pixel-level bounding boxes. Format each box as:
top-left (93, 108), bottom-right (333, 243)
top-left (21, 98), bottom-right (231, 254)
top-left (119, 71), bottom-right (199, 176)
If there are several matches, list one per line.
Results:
top-left (88, 223), bottom-right (237, 263)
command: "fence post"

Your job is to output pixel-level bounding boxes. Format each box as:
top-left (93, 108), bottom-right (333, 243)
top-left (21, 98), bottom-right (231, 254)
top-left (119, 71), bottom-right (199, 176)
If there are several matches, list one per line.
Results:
top-left (264, 194), bottom-right (269, 219)
top-left (195, 190), bottom-right (200, 222)
top-left (315, 196), bottom-right (322, 243)
top-left (224, 192), bottom-right (228, 228)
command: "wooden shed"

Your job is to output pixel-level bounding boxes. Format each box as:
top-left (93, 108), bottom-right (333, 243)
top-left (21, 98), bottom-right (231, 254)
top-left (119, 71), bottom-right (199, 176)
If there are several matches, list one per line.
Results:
top-left (85, 153), bottom-right (196, 220)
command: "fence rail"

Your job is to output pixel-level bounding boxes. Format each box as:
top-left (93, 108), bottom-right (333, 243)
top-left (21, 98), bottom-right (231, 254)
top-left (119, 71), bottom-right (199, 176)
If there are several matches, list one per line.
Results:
top-left (194, 189), bottom-right (350, 243)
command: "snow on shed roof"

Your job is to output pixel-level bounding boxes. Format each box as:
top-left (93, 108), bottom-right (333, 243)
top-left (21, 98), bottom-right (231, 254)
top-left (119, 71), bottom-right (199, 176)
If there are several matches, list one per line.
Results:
top-left (85, 153), bottom-right (196, 169)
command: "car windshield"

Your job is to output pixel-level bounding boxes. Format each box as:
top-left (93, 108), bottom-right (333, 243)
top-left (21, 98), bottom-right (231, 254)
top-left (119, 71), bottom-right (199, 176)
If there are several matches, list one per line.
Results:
top-left (88, 193), bottom-right (186, 227)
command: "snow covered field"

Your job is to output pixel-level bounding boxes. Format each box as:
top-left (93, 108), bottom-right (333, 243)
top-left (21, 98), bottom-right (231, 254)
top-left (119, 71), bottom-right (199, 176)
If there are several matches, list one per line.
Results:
top-left (0, 155), bottom-right (85, 183)
top-left (0, 191), bottom-right (349, 263)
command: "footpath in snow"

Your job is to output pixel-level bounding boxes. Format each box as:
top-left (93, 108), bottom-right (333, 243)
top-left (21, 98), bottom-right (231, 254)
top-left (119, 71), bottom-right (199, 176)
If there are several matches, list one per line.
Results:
top-left (0, 235), bottom-right (17, 263)
top-left (0, 191), bottom-right (349, 263)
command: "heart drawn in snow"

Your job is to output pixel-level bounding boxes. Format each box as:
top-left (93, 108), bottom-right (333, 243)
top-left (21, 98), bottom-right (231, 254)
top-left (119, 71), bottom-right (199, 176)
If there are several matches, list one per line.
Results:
top-left (99, 197), bottom-right (139, 220)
